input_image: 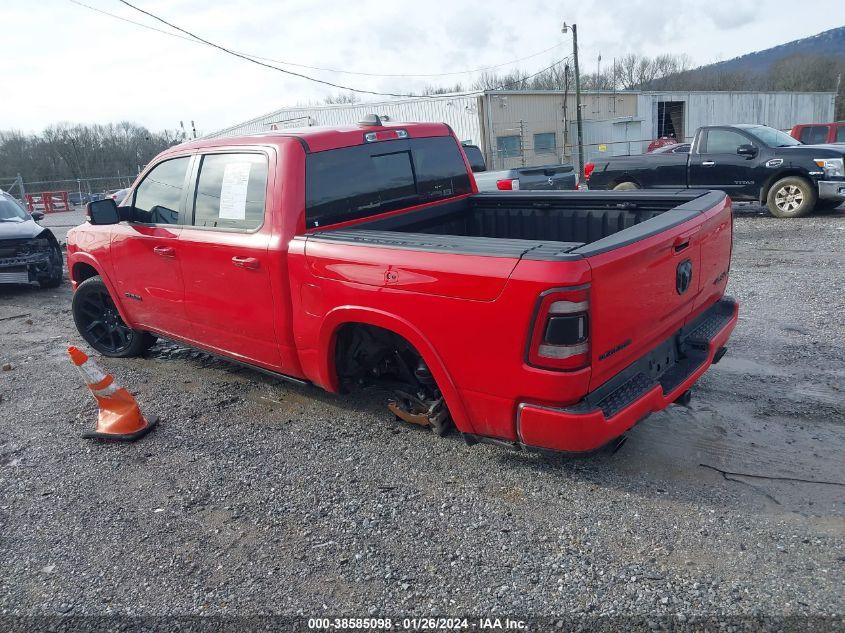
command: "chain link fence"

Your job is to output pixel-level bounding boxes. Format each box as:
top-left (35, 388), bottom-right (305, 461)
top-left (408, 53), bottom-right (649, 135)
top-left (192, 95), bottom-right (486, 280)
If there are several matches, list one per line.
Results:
top-left (1, 174), bottom-right (135, 208)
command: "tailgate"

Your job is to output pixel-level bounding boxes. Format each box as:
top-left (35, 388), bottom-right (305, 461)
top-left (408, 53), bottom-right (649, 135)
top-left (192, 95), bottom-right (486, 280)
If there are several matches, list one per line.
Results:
top-left (579, 192), bottom-right (731, 391)
top-left (519, 166), bottom-right (577, 191)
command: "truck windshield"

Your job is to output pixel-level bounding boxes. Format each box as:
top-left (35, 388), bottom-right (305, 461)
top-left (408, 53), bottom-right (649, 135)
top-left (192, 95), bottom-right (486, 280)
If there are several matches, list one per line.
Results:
top-left (305, 136), bottom-right (472, 228)
top-left (745, 126), bottom-right (801, 148)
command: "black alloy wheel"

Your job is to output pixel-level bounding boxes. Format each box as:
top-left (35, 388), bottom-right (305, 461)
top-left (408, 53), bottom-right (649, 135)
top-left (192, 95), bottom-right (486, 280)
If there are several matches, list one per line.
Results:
top-left (71, 275), bottom-right (153, 357)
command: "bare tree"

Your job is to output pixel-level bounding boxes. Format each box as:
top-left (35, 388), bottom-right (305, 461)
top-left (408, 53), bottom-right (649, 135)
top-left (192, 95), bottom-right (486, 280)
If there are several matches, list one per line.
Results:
top-left (323, 92), bottom-right (361, 104)
top-left (0, 123), bottom-right (174, 190)
top-left (472, 69), bottom-right (531, 91)
top-left (418, 83), bottom-right (465, 95)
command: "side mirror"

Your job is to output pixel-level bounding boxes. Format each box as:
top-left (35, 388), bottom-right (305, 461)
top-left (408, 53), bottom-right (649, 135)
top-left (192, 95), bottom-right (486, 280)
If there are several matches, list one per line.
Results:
top-left (86, 198), bottom-right (120, 225)
top-left (30, 211), bottom-right (45, 221)
top-left (737, 144), bottom-right (758, 159)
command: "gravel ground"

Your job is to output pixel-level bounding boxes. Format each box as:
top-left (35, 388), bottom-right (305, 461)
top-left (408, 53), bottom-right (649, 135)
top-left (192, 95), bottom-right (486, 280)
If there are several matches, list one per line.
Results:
top-left (0, 206), bottom-right (843, 630)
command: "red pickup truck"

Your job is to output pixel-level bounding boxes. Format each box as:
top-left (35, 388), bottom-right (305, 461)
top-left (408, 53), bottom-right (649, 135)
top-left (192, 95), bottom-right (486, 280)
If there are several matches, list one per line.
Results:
top-left (67, 116), bottom-right (738, 453)
top-left (790, 122), bottom-right (845, 145)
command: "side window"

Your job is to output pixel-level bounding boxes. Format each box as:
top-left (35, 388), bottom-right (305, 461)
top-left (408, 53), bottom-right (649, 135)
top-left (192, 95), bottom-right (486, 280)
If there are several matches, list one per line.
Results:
top-left (462, 145), bottom-right (487, 172)
top-left (800, 126), bottom-right (828, 145)
top-left (133, 157), bottom-right (191, 224)
top-left (192, 153), bottom-right (268, 230)
top-left (411, 137), bottom-right (472, 199)
top-left (835, 126), bottom-right (845, 143)
top-left (702, 130), bottom-right (748, 154)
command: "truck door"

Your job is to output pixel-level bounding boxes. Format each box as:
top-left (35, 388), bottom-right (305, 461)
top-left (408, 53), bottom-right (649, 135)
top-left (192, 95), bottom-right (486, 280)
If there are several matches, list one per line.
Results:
top-left (688, 128), bottom-right (759, 199)
top-left (110, 156), bottom-right (191, 335)
top-left (176, 151), bottom-right (282, 368)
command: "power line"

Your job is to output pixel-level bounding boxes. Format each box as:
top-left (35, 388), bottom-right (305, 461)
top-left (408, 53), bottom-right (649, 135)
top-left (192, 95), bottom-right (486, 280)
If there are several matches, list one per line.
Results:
top-left (113, 0), bottom-right (571, 100)
top-left (67, 0), bottom-right (564, 79)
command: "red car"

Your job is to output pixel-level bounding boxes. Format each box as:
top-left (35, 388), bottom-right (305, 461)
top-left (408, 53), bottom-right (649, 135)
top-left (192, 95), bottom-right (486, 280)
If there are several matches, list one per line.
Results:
top-left (67, 116), bottom-right (738, 453)
top-left (790, 122), bottom-right (845, 145)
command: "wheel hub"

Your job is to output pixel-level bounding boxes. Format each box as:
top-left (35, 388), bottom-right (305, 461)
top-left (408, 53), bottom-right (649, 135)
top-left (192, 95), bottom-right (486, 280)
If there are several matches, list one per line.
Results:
top-left (775, 185), bottom-right (803, 212)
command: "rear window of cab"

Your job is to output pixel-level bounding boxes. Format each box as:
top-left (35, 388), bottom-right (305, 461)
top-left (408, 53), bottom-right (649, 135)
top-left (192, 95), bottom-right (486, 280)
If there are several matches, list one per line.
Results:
top-left (305, 136), bottom-right (471, 228)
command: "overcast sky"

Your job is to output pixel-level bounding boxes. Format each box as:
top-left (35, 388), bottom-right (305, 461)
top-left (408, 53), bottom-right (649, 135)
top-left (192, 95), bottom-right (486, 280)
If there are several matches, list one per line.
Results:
top-left (2, 0), bottom-right (842, 135)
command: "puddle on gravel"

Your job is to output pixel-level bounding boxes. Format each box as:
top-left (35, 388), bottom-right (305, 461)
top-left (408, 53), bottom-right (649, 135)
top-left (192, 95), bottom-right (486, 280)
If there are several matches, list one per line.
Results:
top-left (614, 401), bottom-right (845, 520)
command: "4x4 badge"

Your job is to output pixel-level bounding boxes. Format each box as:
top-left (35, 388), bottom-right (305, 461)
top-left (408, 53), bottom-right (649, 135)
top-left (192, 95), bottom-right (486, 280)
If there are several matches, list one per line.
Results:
top-left (676, 260), bottom-right (693, 295)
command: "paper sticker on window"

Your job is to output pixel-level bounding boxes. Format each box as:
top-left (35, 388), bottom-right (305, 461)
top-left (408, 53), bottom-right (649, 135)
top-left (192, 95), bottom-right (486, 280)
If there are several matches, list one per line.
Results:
top-left (219, 162), bottom-right (251, 220)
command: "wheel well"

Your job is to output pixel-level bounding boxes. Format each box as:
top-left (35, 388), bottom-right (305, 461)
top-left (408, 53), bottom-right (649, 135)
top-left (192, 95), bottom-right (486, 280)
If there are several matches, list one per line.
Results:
top-left (333, 322), bottom-right (452, 433)
top-left (334, 323), bottom-right (427, 392)
top-left (760, 170), bottom-right (812, 203)
top-left (72, 262), bottom-right (99, 284)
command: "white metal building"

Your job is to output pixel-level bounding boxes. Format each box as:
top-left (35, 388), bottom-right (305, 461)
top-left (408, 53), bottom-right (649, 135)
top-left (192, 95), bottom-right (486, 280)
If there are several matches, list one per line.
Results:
top-left (207, 90), bottom-right (836, 170)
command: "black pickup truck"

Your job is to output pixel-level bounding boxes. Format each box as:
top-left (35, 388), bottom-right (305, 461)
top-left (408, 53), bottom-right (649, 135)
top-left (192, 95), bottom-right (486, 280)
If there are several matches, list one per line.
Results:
top-left (585, 124), bottom-right (845, 218)
top-left (461, 143), bottom-right (578, 192)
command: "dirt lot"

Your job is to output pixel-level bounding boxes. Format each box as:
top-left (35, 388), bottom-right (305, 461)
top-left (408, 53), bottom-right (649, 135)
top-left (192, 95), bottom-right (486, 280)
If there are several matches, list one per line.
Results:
top-left (1, 206), bottom-right (843, 628)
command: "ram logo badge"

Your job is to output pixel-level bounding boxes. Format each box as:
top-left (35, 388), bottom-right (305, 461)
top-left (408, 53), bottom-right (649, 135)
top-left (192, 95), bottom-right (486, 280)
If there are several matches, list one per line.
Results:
top-left (676, 259), bottom-right (693, 295)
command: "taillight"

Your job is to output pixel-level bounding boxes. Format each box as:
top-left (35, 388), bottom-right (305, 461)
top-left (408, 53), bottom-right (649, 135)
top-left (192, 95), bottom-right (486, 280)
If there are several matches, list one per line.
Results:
top-left (583, 162), bottom-right (595, 181)
top-left (527, 287), bottom-right (590, 371)
top-left (496, 178), bottom-right (520, 191)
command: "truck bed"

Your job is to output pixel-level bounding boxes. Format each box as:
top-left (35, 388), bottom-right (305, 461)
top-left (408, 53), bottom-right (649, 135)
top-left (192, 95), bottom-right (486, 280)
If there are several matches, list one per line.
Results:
top-left (312, 190), bottom-right (726, 260)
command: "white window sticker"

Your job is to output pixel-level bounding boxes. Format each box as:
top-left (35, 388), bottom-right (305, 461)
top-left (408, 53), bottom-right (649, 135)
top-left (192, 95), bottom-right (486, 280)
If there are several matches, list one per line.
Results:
top-left (218, 162), bottom-right (251, 220)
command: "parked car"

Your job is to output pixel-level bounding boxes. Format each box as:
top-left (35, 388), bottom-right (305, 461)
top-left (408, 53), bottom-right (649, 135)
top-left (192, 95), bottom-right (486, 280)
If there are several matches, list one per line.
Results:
top-left (107, 188), bottom-right (131, 205)
top-left (462, 143), bottom-right (578, 191)
top-left (585, 124), bottom-right (845, 217)
top-left (651, 143), bottom-right (691, 154)
top-left (0, 190), bottom-right (63, 288)
top-left (67, 116), bottom-right (737, 454)
top-left (646, 136), bottom-right (681, 153)
top-left (68, 192), bottom-right (95, 206)
top-left (790, 122), bottom-right (845, 145)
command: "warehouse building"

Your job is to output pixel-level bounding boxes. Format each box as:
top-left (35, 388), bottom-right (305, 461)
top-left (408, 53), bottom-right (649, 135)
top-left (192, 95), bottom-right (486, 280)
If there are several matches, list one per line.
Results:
top-left (207, 90), bottom-right (836, 171)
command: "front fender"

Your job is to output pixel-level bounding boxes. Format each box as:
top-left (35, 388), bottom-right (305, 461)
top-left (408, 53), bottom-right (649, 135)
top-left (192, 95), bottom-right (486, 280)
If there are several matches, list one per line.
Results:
top-left (67, 253), bottom-right (136, 330)
top-left (316, 306), bottom-right (473, 433)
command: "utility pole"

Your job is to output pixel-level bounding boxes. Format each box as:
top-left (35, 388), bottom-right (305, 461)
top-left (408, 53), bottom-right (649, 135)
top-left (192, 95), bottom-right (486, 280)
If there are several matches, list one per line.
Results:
top-left (16, 174), bottom-right (26, 206)
top-left (612, 57), bottom-right (617, 115)
top-left (562, 22), bottom-right (585, 180)
top-left (563, 64), bottom-right (570, 162)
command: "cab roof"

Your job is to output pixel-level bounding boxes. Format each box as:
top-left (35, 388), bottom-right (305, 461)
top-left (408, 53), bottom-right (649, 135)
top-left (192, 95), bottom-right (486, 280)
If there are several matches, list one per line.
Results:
top-left (169, 120), bottom-right (453, 155)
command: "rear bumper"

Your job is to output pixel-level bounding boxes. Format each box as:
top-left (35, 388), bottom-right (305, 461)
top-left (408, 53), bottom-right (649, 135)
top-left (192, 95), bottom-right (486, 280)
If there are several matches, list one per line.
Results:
top-left (516, 297), bottom-right (739, 453)
top-left (817, 180), bottom-right (845, 200)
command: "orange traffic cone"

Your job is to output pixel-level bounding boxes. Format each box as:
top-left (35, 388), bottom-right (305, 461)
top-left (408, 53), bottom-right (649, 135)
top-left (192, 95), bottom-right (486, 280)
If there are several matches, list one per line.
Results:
top-left (68, 346), bottom-right (158, 441)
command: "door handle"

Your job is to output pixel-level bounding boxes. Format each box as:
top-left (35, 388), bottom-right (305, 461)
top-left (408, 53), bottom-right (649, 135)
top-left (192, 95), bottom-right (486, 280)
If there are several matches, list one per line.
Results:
top-left (232, 256), bottom-right (260, 270)
top-left (673, 238), bottom-right (691, 253)
top-left (153, 245), bottom-right (175, 258)
top-left (701, 160), bottom-right (716, 167)
top-left (673, 228), bottom-right (699, 253)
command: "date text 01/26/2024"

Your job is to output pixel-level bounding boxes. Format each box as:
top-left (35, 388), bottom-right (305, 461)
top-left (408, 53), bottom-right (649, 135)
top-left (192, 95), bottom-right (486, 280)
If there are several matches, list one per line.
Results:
top-left (307, 617), bottom-right (528, 630)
